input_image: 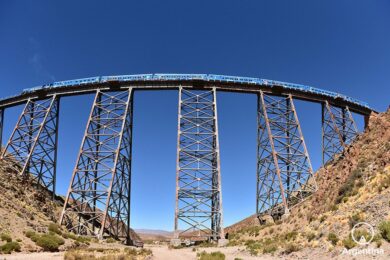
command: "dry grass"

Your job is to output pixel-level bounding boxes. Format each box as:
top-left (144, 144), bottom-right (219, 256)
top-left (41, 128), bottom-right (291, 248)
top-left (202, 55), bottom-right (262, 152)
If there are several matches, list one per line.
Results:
top-left (64, 247), bottom-right (152, 260)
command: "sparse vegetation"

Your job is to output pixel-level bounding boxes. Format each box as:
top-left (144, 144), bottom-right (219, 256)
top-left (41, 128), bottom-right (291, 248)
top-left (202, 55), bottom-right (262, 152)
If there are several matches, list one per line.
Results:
top-left (48, 223), bottom-right (62, 235)
top-left (24, 230), bottom-right (65, 251)
top-left (342, 236), bottom-right (356, 249)
top-left (64, 247), bottom-right (152, 260)
top-left (348, 212), bottom-right (364, 228)
top-left (378, 220), bottom-right (390, 242)
top-left (0, 241), bottom-right (21, 254)
top-left (327, 233), bottom-right (339, 245)
top-left (106, 237), bottom-right (116, 243)
top-left (25, 230), bottom-right (40, 243)
top-left (377, 174), bottom-right (390, 192)
top-left (353, 228), bottom-right (372, 243)
top-left (36, 236), bottom-right (61, 252)
top-left (245, 240), bottom-right (262, 255)
top-left (306, 213), bottom-right (315, 222)
top-left (283, 243), bottom-right (300, 254)
top-left (283, 231), bottom-right (298, 241)
top-left (198, 241), bottom-right (215, 247)
top-left (0, 233), bottom-right (12, 242)
top-left (197, 251), bottom-right (225, 260)
top-left (335, 168), bottom-right (363, 204)
top-left (262, 243), bottom-right (277, 254)
top-left (61, 232), bottom-right (91, 245)
top-left (76, 235), bottom-right (91, 244)
top-left (306, 232), bottom-right (316, 242)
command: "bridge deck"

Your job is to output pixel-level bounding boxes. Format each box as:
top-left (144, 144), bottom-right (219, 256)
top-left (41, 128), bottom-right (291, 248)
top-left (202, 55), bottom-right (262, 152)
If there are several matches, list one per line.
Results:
top-left (0, 74), bottom-right (373, 115)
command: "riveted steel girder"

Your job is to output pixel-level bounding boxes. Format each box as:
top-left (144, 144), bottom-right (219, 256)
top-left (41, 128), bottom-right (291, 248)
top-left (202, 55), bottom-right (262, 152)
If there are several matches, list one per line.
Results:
top-left (174, 87), bottom-right (224, 241)
top-left (257, 92), bottom-right (317, 218)
top-left (322, 101), bottom-right (358, 164)
top-left (60, 89), bottom-right (133, 243)
top-left (1, 96), bottom-right (59, 196)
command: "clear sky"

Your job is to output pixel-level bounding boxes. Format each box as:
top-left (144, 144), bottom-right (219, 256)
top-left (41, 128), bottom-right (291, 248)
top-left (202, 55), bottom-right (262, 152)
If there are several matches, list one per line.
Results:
top-left (0, 1), bottom-right (389, 231)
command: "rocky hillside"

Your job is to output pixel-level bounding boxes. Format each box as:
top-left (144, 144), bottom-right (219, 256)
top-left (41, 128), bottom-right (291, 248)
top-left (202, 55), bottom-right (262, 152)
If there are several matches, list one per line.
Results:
top-left (226, 109), bottom-right (390, 259)
top-left (0, 157), bottom-right (142, 255)
top-left (0, 158), bottom-right (65, 253)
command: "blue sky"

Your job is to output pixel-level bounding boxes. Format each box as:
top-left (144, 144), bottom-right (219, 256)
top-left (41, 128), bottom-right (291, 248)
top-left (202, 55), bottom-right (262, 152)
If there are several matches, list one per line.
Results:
top-left (0, 1), bottom-right (389, 231)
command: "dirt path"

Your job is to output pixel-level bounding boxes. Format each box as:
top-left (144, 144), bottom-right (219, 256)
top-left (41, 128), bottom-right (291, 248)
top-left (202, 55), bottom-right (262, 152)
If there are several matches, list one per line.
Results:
top-left (0, 252), bottom-right (64, 260)
top-left (0, 246), bottom-right (260, 260)
top-left (145, 245), bottom-right (274, 260)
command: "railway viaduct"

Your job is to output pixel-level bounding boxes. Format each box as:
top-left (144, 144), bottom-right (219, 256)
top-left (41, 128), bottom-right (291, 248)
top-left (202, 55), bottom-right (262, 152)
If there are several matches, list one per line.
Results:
top-left (0, 74), bottom-right (374, 244)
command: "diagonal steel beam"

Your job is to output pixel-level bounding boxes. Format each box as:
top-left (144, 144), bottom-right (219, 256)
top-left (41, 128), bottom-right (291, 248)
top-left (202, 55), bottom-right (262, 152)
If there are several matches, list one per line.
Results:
top-left (1, 96), bottom-right (59, 195)
top-left (174, 87), bottom-right (224, 241)
top-left (60, 89), bottom-right (133, 244)
top-left (257, 92), bottom-right (317, 219)
top-left (322, 101), bottom-right (358, 164)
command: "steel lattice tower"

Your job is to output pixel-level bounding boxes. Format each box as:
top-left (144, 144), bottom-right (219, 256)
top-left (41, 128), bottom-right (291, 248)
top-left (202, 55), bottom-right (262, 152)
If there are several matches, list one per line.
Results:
top-left (174, 87), bottom-right (224, 241)
top-left (1, 96), bottom-right (59, 196)
top-left (60, 89), bottom-right (133, 243)
top-left (322, 101), bottom-right (358, 164)
top-left (257, 92), bottom-right (317, 218)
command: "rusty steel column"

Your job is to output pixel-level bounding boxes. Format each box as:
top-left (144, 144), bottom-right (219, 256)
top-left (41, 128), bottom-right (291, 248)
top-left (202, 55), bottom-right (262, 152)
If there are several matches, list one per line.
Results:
top-left (60, 89), bottom-right (134, 243)
top-left (1, 96), bottom-right (59, 194)
top-left (257, 92), bottom-right (317, 219)
top-left (322, 101), bottom-right (358, 164)
top-left (364, 114), bottom-right (370, 130)
top-left (0, 108), bottom-right (4, 150)
top-left (174, 87), bottom-right (224, 241)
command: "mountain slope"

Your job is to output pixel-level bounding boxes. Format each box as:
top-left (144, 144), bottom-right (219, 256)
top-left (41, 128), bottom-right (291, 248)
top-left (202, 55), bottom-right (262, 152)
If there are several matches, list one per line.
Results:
top-left (0, 156), bottom-right (142, 253)
top-left (226, 109), bottom-right (390, 258)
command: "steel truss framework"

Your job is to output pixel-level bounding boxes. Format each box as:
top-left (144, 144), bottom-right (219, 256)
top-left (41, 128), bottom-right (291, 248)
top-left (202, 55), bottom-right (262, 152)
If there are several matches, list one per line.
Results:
top-left (322, 101), bottom-right (358, 164)
top-left (60, 89), bottom-right (133, 243)
top-left (174, 87), bottom-right (224, 241)
top-left (257, 92), bottom-right (317, 217)
top-left (1, 96), bottom-right (59, 196)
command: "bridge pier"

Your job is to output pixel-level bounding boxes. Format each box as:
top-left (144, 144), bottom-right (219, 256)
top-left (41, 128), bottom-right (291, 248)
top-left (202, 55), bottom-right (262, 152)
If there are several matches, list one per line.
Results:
top-left (60, 89), bottom-right (133, 243)
top-left (321, 101), bottom-right (358, 164)
top-left (1, 96), bottom-right (60, 197)
top-left (0, 108), bottom-right (4, 150)
top-left (174, 87), bottom-right (224, 241)
top-left (256, 92), bottom-right (317, 219)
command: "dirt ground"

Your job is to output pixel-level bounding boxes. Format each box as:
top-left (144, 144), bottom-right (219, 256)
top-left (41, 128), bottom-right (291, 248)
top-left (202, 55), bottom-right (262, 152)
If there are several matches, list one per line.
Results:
top-left (146, 245), bottom-right (272, 260)
top-left (0, 246), bottom-right (270, 260)
top-left (0, 252), bottom-right (64, 260)
top-left (2, 244), bottom-right (389, 260)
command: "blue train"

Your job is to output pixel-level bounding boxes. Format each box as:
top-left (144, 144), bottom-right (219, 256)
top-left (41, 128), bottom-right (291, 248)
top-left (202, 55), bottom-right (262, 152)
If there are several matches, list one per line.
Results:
top-left (15, 74), bottom-right (370, 109)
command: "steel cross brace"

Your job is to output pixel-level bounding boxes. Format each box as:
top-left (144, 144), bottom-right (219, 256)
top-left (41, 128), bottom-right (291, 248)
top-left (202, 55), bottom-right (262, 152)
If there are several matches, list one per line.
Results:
top-left (60, 89), bottom-right (133, 243)
top-left (174, 87), bottom-right (224, 241)
top-left (257, 92), bottom-right (317, 218)
top-left (1, 96), bottom-right (59, 196)
top-left (322, 101), bottom-right (358, 164)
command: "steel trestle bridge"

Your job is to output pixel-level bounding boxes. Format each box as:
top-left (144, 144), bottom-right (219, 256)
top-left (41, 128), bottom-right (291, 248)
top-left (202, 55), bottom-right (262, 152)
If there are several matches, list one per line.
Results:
top-left (0, 74), bottom-right (373, 244)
